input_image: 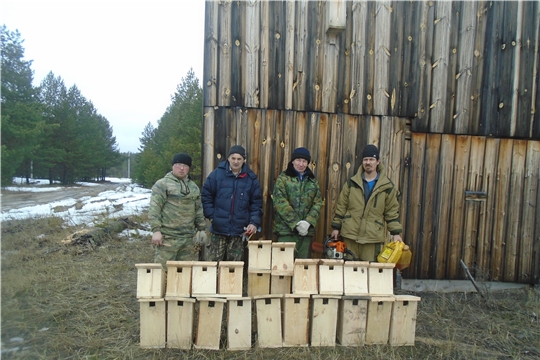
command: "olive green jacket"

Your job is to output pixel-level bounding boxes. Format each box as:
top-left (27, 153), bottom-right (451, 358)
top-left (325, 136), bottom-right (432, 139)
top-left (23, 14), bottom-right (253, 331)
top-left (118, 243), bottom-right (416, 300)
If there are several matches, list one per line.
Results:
top-left (331, 163), bottom-right (401, 244)
top-left (148, 172), bottom-right (206, 237)
top-left (272, 162), bottom-right (323, 236)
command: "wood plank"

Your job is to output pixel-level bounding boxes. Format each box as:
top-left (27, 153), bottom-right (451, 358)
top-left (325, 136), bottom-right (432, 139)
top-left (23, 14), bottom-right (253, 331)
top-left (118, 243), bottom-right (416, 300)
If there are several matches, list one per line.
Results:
top-left (261, 110), bottom-right (279, 240)
top-left (363, 1), bottom-right (377, 114)
top-left (307, 0), bottom-right (324, 112)
top-left (326, 114), bottom-right (343, 232)
top-left (447, 136), bottom-right (471, 279)
top-left (475, 138), bottom-right (499, 278)
top-left (519, 141), bottom-right (540, 283)
top-left (388, 0), bottom-right (405, 116)
top-left (462, 136), bottom-right (486, 272)
top-left (479, 1), bottom-right (504, 136)
top-left (349, 0), bottom-right (368, 115)
top-left (218, 0), bottom-right (232, 106)
top-left (516, 1), bottom-right (539, 137)
top-left (293, 0), bottom-right (308, 111)
top-left (342, 114), bottom-right (359, 186)
top-left (470, 1), bottom-right (489, 134)
top-left (373, 1), bottom-right (392, 115)
top-left (244, 0), bottom-right (260, 108)
top-left (313, 113), bottom-right (329, 245)
top-left (336, 1), bottom-right (352, 115)
top-left (203, 107), bottom-right (216, 179)
top-left (415, 1), bottom-right (435, 132)
top-left (491, 139), bottom-right (513, 280)
top-left (401, 0), bottom-right (421, 117)
top-left (322, 32), bottom-right (340, 113)
top-left (406, 133), bottom-right (426, 278)
top-left (268, 0), bottom-right (286, 109)
top-left (259, 0), bottom-right (270, 109)
top-left (453, 1), bottom-right (477, 134)
top-left (429, 1), bottom-right (452, 133)
top-left (203, 0), bottom-right (218, 107)
top-left (504, 140), bottom-right (526, 282)
top-left (433, 135), bottom-right (455, 279)
top-left (231, 1), bottom-right (243, 107)
top-left (418, 134), bottom-right (441, 279)
top-left (446, 0), bottom-right (460, 134)
top-left (284, 0), bottom-right (295, 110)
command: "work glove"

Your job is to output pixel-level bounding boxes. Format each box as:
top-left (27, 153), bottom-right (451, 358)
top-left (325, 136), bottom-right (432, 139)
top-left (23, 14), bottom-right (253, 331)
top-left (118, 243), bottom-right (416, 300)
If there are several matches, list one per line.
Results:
top-left (296, 220), bottom-right (310, 237)
top-left (194, 230), bottom-right (209, 246)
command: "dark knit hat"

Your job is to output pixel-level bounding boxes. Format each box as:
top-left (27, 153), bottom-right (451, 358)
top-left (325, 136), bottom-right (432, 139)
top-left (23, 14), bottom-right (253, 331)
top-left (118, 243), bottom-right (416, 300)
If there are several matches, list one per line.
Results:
top-left (291, 147), bottom-right (311, 162)
top-left (362, 144), bottom-right (379, 159)
top-left (228, 145), bottom-right (246, 158)
top-left (171, 152), bottom-right (192, 167)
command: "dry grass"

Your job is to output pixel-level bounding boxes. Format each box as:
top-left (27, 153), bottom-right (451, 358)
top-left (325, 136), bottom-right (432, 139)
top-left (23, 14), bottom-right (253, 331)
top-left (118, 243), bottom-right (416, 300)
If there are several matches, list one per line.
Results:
top-left (2, 215), bottom-right (539, 359)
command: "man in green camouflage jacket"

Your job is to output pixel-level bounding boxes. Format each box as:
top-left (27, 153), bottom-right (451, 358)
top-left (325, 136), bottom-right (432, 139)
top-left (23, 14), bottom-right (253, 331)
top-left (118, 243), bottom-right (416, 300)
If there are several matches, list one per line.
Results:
top-left (272, 147), bottom-right (323, 258)
top-left (149, 153), bottom-right (207, 269)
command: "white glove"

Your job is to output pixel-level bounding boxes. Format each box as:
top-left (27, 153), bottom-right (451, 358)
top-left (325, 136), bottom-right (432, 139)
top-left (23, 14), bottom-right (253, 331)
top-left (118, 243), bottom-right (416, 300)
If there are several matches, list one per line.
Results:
top-left (296, 220), bottom-right (310, 236)
top-left (194, 231), bottom-right (209, 246)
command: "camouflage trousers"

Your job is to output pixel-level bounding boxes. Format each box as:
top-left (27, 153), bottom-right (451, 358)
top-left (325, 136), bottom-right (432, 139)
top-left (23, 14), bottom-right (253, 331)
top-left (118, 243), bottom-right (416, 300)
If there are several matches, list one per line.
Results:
top-left (206, 233), bottom-right (244, 261)
top-left (275, 234), bottom-right (312, 259)
top-left (154, 234), bottom-right (199, 270)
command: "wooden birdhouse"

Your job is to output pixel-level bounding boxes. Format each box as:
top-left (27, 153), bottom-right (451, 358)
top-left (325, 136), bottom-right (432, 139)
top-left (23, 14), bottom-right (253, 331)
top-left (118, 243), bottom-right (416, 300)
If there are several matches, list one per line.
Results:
top-left (194, 297), bottom-right (226, 350)
top-left (165, 296), bottom-right (195, 349)
top-left (292, 259), bottom-right (319, 295)
top-left (139, 298), bottom-right (166, 348)
top-left (271, 242), bottom-right (295, 276)
top-left (368, 262), bottom-right (395, 295)
top-left (227, 297), bottom-right (252, 350)
top-left (282, 294), bottom-right (310, 347)
top-left (248, 240), bottom-right (272, 271)
top-left (389, 295), bottom-right (421, 346)
top-left (254, 295), bottom-right (283, 348)
top-left (318, 259), bottom-right (344, 295)
top-left (337, 296), bottom-right (369, 346)
top-left (343, 261), bottom-right (370, 295)
top-left (270, 274), bottom-right (292, 295)
top-left (136, 263), bottom-right (165, 299)
top-left (365, 295), bottom-right (396, 345)
top-left (218, 261), bottom-right (244, 297)
top-left (165, 261), bottom-right (193, 298)
top-left (191, 261), bottom-right (218, 297)
top-left (248, 270), bottom-right (271, 297)
top-left (311, 295), bottom-right (340, 347)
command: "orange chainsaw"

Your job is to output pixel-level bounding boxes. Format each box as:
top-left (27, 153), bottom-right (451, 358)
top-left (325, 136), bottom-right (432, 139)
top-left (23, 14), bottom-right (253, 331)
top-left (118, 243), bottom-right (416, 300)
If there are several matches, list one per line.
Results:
top-left (312, 235), bottom-right (357, 261)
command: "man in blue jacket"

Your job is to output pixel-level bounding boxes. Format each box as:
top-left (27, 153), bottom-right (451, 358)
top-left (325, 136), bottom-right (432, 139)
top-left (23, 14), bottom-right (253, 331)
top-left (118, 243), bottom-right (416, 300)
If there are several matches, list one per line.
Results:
top-left (201, 145), bottom-right (263, 261)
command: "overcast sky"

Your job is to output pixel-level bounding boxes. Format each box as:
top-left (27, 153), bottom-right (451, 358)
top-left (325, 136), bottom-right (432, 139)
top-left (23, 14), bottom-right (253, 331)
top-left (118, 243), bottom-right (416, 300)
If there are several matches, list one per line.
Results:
top-left (1, 0), bottom-right (206, 153)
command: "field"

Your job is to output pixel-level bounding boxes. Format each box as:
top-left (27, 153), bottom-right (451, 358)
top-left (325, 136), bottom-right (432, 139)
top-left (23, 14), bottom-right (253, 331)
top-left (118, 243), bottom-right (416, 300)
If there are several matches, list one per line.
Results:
top-left (1, 214), bottom-right (539, 359)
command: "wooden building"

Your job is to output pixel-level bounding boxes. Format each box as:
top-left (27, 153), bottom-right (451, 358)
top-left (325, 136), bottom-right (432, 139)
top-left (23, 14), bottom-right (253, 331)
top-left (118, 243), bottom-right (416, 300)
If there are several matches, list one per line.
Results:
top-left (201, 0), bottom-right (540, 284)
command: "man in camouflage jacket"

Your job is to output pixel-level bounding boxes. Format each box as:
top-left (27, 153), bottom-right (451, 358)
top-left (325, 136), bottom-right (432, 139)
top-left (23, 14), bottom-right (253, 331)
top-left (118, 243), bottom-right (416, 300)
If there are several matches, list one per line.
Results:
top-left (331, 145), bottom-right (403, 261)
top-left (149, 153), bottom-right (206, 269)
top-left (272, 147), bottom-right (323, 258)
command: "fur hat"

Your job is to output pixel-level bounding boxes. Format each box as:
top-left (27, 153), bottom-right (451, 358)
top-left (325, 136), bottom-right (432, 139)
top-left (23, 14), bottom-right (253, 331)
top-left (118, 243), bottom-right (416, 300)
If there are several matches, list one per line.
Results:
top-left (291, 147), bottom-right (311, 162)
top-left (362, 144), bottom-right (379, 159)
top-left (228, 145), bottom-right (246, 158)
top-left (171, 153), bottom-right (192, 167)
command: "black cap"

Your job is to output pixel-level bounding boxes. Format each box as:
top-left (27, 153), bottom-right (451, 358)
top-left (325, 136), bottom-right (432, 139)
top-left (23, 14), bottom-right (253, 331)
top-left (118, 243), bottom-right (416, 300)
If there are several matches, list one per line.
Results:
top-left (291, 147), bottom-right (311, 162)
top-left (228, 145), bottom-right (246, 158)
top-left (171, 153), bottom-right (192, 167)
top-left (362, 144), bottom-right (379, 159)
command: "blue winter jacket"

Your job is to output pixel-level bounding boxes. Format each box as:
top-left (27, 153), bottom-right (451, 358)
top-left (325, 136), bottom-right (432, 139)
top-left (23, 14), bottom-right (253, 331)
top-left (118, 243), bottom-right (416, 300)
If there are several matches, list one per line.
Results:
top-left (201, 160), bottom-right (263, 237)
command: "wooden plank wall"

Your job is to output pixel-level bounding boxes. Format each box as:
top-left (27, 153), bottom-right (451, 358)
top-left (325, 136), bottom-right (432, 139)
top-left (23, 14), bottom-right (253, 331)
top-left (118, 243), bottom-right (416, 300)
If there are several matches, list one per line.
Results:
top-left (203, 0), bottom-right (540, 139)
top-left (404, 135), bottom-right (540, 283)
top-left (202, 1), bottom-right (540, 283)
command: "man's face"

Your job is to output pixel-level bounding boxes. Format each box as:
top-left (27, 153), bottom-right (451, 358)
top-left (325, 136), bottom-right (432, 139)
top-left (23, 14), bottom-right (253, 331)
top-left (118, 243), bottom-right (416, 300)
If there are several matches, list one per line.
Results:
top-left (228, 153), bottom-right (244, 173)
top-left (362, 157), bottom-right (379, 174)
top-left (172, 163), bottom-right (190, 180)
top-left (292, 158), bottom-right (309, 174)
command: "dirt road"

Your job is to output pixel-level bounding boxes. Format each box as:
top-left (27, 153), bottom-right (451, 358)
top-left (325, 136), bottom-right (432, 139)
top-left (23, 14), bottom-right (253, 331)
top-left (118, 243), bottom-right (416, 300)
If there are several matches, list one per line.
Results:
top-left (1, 182), bottom-right (123, 212)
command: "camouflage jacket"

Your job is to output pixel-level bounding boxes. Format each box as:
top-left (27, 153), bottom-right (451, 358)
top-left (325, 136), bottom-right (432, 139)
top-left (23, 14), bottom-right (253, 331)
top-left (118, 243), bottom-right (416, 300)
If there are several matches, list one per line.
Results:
top-left (148, 172), bottom-right (205, 237)
top-left (331, 163), bottom-right (402, 244)
top-left (272, 162), bottom-right (323, 236)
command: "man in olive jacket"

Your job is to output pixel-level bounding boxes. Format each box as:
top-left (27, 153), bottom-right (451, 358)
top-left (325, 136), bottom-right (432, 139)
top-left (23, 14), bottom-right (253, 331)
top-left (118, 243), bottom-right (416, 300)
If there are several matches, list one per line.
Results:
top-left (273, 147), bottom-right (323, 258)
top-left (149, 153), bottom-right (207, 269)
top-left (331, 145), bottom-right (403, 261)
